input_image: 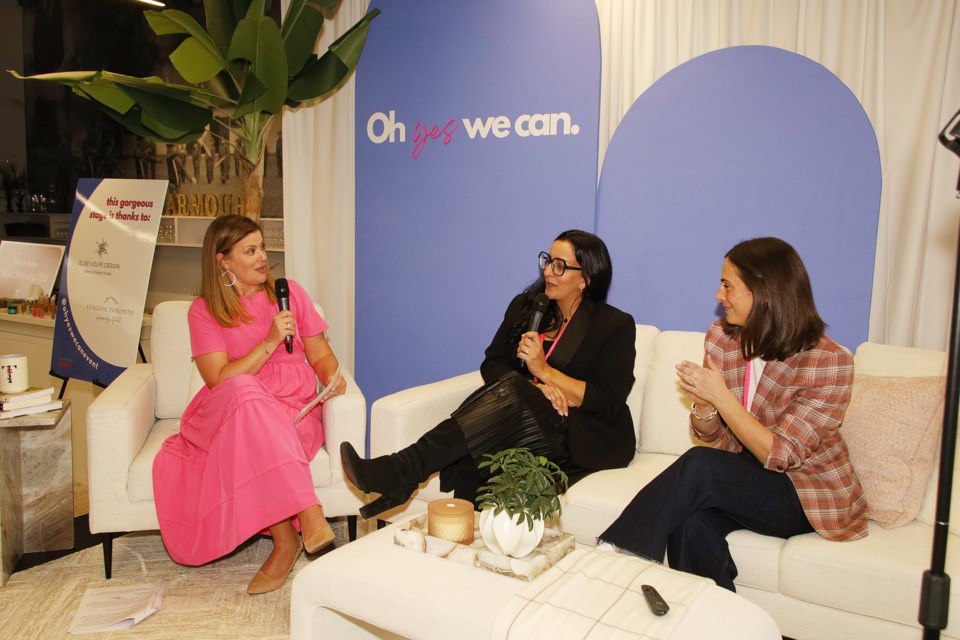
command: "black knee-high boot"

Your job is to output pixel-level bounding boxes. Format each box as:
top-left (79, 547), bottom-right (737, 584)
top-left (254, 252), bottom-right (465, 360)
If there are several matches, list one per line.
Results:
top-left (341, 418), bottom-right (472, 519)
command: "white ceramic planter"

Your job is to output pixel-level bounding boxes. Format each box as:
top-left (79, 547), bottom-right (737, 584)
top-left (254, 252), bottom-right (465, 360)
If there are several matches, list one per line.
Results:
top-left (479, 508), bottom-right (545, 558)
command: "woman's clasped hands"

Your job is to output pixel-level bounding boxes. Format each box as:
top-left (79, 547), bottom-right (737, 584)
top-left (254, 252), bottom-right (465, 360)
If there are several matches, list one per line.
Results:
top-left (676, 357), bottom-right (726, 411)
top-left (517, 330), bottom-right (571, 417)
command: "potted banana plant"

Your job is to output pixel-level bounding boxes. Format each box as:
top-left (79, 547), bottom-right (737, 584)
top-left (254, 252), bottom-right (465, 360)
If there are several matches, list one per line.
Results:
top-left (476, 447), bottom-right (569, 558)
top-left (9, 0), bottom-right (379, 221)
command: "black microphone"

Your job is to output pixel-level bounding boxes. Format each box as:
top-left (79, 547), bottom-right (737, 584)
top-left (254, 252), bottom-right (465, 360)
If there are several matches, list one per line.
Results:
top-left (529, 292), bottom-right (549, 333)
top-left (522, 293), bottom-right (549, 367)
top-left (275, 278), bottom-right (293, 353)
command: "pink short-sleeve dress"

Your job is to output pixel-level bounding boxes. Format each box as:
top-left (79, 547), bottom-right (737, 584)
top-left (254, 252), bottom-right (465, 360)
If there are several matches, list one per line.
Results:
top-left (152, 280), bottom-right (329, 565)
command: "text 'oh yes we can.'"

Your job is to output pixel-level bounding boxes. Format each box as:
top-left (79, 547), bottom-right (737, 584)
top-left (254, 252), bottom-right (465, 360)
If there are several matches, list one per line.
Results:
top-left (366, 110), bottom-right (582, 159)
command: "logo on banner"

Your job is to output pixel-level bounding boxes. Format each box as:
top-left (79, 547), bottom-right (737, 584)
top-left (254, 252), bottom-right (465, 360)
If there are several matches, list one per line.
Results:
top-left (366, 110), bottom-right (583, 158)
top-left (51, 178), bottom-right (167, 386)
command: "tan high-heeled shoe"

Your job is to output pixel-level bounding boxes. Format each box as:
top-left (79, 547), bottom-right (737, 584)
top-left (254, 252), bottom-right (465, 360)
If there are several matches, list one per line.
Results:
top-left (246, 546), bottom-right (302, 595)
top-left (301, 506), bottom-right (336, 554)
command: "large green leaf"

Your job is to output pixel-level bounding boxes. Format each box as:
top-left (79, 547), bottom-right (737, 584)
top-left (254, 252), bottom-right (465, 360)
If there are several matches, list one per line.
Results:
top-left (281, 0), bottom-right (324, 77)
top-left (145, 10), bottom-right (232, 86)
top-left (99, 71), bottom-right (234, 111)
top-left (203, 0), bottom-right (244, 57)
top-left (75, 80), bottom-right (136, 115)
top-left (228, 16), bottom-right (287, 115)
top-left (286, 8), bottom-right (378, 104)
top-left (169, 38), bottom-right (226, 84)
top-left (7, 69), bottom-right (98, 83)
top-left (120, 85), bottom-right (213, 132)
top-left (328, 8), bottom-right (380, 70)
top-left (286, 50), bottom-right (345, 104)
top-left (231, 72), bottom-right (268, 120)
top-left (244, 0), bottom-right (266, 19)
top-left (101, 105), bottom-right (203, 145)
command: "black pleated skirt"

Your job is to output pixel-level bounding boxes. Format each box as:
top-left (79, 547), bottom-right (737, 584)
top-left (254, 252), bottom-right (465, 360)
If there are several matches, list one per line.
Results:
top-left (451, 370), bottom-right (574, 471)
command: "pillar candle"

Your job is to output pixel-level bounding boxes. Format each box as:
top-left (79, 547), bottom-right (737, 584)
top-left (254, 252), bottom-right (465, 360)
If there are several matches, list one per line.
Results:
top-left (427, 498), bottom-right (475, 544)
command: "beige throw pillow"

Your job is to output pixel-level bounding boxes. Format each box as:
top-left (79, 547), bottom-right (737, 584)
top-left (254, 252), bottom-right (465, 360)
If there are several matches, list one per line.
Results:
top-left (842, 374), bottom-right (945, 528)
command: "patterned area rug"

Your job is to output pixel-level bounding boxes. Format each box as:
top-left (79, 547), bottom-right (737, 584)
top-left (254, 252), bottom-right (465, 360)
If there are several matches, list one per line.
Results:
top-left (0, 518), bottom-right (371, 639)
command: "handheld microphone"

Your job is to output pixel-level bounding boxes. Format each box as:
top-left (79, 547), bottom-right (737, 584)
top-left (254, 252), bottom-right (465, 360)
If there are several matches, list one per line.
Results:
top-left (275, 278), bottom-right (293, 353)
top-left (522, 293), bottom-right (549, 367)
top-left (529, 293), bottom-right (549, 333)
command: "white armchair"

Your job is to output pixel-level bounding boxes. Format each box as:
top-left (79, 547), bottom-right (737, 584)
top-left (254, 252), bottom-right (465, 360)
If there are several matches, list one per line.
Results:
top-left (86, 300), bottom-right (366, 577)
top-left (367, 370), bottom-right (483, 523)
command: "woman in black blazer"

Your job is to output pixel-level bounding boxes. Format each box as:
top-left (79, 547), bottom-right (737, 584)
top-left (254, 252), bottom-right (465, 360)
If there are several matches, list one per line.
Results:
top-left (342, 230), bottom-right (637, 519)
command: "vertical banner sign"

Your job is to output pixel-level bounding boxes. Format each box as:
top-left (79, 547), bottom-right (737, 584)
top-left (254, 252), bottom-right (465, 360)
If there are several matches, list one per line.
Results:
top-left (355, 0), bottom-right (602, 407)
top-left (51, 178), bottom-right (167, 386)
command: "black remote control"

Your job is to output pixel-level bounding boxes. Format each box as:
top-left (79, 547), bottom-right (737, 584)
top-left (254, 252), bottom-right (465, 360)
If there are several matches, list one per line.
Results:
top-left (642, 584), bottom-right (670, 616)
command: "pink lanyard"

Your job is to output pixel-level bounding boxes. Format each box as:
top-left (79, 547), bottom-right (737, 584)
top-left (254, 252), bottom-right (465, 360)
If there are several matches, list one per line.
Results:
top-left (533, 320), bottom-right (571, 383)
top-left (742, 359), bottom-right (751, 409)
top-left (542, 319), bottom-right (571, 361)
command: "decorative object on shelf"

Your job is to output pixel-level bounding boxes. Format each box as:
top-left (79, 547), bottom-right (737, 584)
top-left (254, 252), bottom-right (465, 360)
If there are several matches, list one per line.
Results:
top-left (0, 353), bottom-right (29, 394)
top-left (427, 498), bottom-right (475, 544)
top-left (9, 0), bottom-right (380, 222)
top-left (476, 448), bottom-right (569, 559)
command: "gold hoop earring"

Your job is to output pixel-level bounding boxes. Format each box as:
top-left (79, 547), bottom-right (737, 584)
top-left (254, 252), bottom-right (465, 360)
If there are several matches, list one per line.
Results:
top-left (221, 268), bottom-right (237, 288)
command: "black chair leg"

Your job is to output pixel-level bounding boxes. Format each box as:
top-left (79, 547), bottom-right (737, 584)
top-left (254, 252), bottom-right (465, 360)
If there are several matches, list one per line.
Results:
top-left (102, 533), bottom-right (114, 579)
top-left (347, 515), bottom-right (357, 541)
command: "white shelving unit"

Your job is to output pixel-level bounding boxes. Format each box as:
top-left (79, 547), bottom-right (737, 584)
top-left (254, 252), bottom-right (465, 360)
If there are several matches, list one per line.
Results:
top-left (1, 214), bottom-right (284, 252)
top-left (157, 216), bottom-right (284, 251)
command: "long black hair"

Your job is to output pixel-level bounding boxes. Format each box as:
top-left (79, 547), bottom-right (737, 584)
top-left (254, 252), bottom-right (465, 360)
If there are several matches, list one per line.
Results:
top-left (515, 229), bottom-right (614, 335)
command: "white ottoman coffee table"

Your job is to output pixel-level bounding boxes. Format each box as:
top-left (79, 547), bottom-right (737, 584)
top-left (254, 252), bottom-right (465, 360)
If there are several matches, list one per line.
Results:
top-left (290, 518), bottom-right (781, 640)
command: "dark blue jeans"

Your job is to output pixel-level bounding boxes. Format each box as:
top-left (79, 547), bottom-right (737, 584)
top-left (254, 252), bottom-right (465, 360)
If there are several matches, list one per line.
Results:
top-left (599, 446), bottom-right (814, 591)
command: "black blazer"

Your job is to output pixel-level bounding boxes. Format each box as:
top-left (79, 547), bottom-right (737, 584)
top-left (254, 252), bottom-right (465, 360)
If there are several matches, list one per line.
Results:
top-left (480, 293), bottom-right (637, 471)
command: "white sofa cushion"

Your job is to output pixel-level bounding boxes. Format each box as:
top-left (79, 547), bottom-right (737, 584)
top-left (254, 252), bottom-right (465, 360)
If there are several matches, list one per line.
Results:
top-left (152, 301), bottom-right (196, 419)
top-left (727, 530), bottom-right (785, 594)
top-left (778, 521), bottom-right (960, 634)
top-left (560, 453), bottom-right (676, 545)
top-left (128, 418), bottom-right (180, 502)
top-left (626, 324), bottom-right (661, 450)
top-left (637, 330), bottom-right (705, 456)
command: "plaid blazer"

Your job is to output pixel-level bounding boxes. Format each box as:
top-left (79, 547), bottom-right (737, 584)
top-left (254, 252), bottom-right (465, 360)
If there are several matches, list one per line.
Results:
top-left (698, 322), bottom-right (868, 542)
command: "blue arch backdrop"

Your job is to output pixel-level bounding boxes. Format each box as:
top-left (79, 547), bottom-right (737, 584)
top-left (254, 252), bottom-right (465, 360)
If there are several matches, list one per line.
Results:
top-left (597, 46), bottom-right (880, 352)
top-left (356, 18), bottom-right (881, 420)
top-left (355, 0), bottom-right (602, 410)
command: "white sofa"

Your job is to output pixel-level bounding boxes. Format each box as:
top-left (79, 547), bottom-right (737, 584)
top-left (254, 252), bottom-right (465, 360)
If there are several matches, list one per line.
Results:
top-left (85, 300), bottom-right (367, 577)
top-left (368, 324), bottom-right (959, 640)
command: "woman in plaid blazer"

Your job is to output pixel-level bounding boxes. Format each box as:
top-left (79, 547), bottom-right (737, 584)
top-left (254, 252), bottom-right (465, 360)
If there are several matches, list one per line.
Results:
top-left (599, 237), bottom-right (868, 592)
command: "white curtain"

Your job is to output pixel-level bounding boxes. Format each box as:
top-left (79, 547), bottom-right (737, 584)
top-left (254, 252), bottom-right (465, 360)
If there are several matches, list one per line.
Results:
top-left (281, 0), bottom-right (368, 371)
top-left (284, 0), bottom-right (960, 375)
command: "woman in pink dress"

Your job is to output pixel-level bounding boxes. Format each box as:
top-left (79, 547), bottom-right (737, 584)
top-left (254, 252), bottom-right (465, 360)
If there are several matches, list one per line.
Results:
top-left (152, 214), bottom-right (347, 595)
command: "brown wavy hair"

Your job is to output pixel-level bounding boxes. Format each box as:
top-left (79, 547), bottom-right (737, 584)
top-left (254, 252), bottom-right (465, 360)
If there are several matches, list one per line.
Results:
top-left (200, 215), bottom-right (276, 326)
top-left (721, 237), bottom-right (826, 361)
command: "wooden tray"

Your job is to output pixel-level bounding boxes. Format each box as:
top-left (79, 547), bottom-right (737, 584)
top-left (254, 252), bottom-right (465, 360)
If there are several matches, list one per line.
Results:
top-left (393, 513), bottom-right (576, 581)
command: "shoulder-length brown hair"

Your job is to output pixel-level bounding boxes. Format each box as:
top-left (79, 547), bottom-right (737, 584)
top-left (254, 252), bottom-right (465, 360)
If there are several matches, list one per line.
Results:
top-left (200, 215), bottom-right (276, 326)
top-left (721, 237), bottom-right (826, 361)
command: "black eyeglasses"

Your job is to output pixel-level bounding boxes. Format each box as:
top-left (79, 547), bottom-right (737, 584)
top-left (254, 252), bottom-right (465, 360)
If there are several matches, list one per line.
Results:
top-left (539, 251), bottom-right (583, 276)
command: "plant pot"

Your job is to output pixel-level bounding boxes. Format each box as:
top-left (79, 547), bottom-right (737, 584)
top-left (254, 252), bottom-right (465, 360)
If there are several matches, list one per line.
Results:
top-left (479, 508), bottom-right (545, 558)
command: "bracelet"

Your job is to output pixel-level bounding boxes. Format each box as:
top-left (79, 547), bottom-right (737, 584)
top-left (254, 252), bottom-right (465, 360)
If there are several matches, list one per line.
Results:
top-left (262, 341), bottom-right (273, 356)
top-left (690, 402), bottom-right (718, 421)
